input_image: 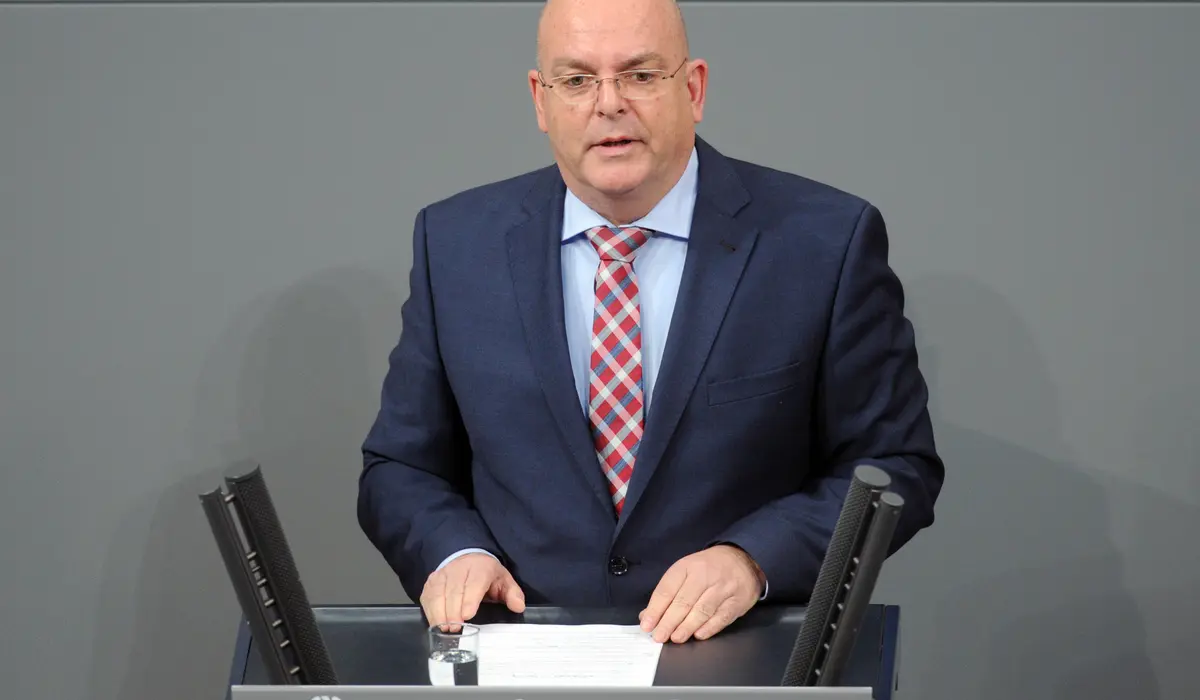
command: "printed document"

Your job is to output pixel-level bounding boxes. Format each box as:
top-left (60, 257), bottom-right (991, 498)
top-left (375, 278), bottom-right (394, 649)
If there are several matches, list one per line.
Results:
top-left (475, 623), bottom-right (664, 686)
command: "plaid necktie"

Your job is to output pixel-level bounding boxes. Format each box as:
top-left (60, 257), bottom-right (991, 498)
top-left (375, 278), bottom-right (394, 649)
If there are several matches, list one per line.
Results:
top-left (585, 225), bottom-right (651, 515)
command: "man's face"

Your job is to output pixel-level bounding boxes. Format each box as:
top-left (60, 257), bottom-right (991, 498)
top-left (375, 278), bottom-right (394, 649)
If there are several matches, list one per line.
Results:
top-left (529, 0), bottom-right (707, 213)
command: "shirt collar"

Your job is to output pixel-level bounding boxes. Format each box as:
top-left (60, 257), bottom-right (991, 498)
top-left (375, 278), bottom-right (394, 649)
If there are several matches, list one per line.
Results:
top-left (562, 146), bottom-right (699, 243)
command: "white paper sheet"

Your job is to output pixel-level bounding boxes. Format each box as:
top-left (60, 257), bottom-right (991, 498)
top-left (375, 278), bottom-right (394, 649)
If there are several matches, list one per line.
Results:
top-left (474, 623), bottom-right (664, 686)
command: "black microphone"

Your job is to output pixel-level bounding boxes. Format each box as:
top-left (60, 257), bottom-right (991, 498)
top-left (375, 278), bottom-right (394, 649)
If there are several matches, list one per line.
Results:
top-left (780, 464), bottom-right (904, 687)
top-left (200, 464), bottom-right (338, 686)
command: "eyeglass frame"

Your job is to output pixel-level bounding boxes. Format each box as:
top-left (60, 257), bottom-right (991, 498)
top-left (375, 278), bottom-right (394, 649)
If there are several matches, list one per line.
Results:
top-left (537, 57), bottom-right (690, 103)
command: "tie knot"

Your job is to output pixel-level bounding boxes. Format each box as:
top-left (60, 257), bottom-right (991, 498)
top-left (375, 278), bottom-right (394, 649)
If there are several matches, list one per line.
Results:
top-left (586, 225), bottom-right (650, 263)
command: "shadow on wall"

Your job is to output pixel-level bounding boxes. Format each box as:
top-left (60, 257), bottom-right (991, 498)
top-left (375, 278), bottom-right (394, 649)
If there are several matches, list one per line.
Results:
top-left (87, 265), bottom-right (408, 700)
top-left (876, 272), bottom-right (1182, 700)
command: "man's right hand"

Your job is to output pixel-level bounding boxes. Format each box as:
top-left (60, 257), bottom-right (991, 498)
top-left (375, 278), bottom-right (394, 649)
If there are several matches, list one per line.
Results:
top-left (420, 553), bottom-right (526, 630)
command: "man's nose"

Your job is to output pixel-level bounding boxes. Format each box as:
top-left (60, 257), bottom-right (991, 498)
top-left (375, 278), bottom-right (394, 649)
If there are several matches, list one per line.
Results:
top-left (594, 79), bottom-right (627, 115)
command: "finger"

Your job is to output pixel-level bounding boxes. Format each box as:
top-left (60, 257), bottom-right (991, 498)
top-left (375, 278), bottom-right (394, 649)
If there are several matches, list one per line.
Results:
top-left (422, 572), bottom-right (448, 630)
top-left (693, 596), bottom-right (748, 641)
top-left (458, 563), bottom-right (494, 622)
top-left (640, 565), bottom-right (686, 631)
top-left (485, 571), bottom-right (526, 611)
top-left (502, 573), bottom-right (526, 613)
top-left (652, 572), bottom-right (709, 643)
top-left (443, 568), bottom-right (467, 630)
top-left (668, 583), bottom-right (729, 644)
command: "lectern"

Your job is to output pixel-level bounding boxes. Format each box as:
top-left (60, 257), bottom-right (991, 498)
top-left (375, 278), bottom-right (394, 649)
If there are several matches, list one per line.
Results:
top-left (224, 604), bottom-right (899, 699)
top-left (204, 465), bottom-right (905, 699)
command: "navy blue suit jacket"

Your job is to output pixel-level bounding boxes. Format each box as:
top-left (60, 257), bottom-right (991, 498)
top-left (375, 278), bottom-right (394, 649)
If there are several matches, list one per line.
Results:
top-left (358, 136), bottom-right (944, 606)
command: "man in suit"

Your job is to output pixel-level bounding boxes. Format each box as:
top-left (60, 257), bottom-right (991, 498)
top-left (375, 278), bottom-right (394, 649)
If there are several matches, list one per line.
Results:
top-left (358, 0), bottom-right (944, 645)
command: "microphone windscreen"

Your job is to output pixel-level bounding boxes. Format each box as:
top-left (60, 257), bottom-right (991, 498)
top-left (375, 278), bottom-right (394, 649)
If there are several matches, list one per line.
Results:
top-left (780, 464), bottom-right (890, 685)
top-left (227, 467), bottom-right (339, 685)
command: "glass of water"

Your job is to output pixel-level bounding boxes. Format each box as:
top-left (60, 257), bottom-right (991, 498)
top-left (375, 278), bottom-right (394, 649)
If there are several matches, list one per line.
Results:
top-left (427, 623), bottom-right (480, 686)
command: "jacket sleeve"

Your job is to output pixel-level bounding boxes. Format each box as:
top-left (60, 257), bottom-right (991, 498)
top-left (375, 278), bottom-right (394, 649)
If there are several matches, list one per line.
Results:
top-left (711, 203), bottom-right (945, 603)
top-left (357, 207), bottom-right (503, 602)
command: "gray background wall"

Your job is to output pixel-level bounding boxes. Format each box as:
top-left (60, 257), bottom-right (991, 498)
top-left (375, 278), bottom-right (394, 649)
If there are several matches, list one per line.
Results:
top-left (1, 2), bottom-right (1197, 699)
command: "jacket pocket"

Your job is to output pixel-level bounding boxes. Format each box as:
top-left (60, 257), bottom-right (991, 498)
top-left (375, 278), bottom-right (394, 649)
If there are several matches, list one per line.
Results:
top-left (706, 360), bottom-right (806, 406)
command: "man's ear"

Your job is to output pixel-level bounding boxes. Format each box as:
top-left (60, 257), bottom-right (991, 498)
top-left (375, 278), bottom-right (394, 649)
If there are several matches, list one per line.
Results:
top-left (528, 70), bottom-right (549, 133)
top-left (685, 59), bottom-right (709, 124)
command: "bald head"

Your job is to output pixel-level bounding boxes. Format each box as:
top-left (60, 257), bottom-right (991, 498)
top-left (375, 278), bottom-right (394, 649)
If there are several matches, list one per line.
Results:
top-left (536, 0), bottom-right (689, 71)
top-left (527, 0), bottom-right (707, 225)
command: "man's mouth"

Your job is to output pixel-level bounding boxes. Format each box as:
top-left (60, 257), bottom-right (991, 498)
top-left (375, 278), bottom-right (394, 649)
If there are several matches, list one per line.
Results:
top-left (596, 138), bottom-right (637, 148)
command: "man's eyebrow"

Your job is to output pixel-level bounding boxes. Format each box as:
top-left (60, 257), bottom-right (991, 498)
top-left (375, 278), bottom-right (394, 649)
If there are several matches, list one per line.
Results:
top-left (617, 52), bottom-right (667, 71)
top-left (549, 58), bottom-right (595, 74)
top-left (548, 51), bottom-right (669, 74)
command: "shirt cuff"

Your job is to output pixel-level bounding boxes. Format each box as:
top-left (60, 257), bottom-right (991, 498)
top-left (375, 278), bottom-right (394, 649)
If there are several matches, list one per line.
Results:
top-left (436, 547), bottom-right (498, 571)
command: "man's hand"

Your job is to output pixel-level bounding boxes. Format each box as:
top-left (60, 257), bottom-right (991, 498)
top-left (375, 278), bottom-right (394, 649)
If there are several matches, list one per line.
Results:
top-left (638, 545), bottom-right (765, 643)
top-left (420, 553), bottom-right (525, 631)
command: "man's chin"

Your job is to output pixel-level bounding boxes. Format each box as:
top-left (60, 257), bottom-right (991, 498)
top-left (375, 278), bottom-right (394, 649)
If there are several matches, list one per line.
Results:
top-left (582, 164), bottom-right (650, 197)
top-left (591, 180), bottom-right (643, 198)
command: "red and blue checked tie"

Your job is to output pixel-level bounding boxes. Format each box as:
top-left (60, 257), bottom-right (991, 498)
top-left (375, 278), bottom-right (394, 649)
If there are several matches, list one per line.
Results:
top-left (586, 225), bottom-right (651, 515)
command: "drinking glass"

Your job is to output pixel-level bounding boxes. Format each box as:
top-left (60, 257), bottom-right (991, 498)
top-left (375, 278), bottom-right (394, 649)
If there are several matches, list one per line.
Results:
top-left (427, 623), bottom-right (480, 686)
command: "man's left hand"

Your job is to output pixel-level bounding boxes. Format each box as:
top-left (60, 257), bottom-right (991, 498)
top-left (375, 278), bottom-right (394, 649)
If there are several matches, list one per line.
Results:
top-left (638, 544), bottom-right (765, 643)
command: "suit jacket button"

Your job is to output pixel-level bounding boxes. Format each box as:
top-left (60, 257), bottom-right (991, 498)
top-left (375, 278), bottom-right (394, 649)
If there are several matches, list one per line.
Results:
top-left (608, 557), bottom-right (629, 575)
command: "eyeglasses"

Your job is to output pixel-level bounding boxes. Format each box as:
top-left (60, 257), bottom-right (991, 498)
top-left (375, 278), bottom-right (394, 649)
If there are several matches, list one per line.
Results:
top-left (539, 57), bottom-right (689, 105)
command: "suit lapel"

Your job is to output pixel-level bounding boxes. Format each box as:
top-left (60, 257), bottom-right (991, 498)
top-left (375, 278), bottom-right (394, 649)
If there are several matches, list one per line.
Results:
top-left (615, 139), bottom-right (758, 536)
top-left (506, 168), bottom-right (616, 516)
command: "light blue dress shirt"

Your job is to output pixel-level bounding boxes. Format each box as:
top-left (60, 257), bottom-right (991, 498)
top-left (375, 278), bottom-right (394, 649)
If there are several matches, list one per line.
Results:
top-left (434, 147), bottom-right (766, 600)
